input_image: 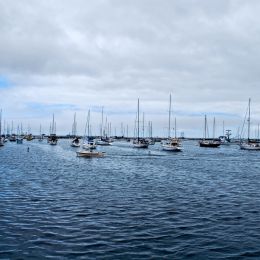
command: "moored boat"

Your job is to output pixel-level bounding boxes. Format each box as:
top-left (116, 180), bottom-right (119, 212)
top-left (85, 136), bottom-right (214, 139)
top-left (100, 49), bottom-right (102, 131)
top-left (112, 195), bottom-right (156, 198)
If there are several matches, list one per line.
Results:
top-left (71, 137), bottom-right (80, 147)
top-left (162, 94), bottom-right (182, 152)
top-left (48, 114), bottom-right (58, 145)
top-left (48, 134), bottom-right (58, 145)
top-left (133, 98), bottom-right (149, 149)
top-left (199, 115), bottom-right (221, 148)
top-left (199, 139), bottom-right (221, 148)
top-left (0, 109), bottom-right (4, 147)
top-left (133, 138), bottom-right (149, 148)
top-left (239, 98), bottom-right (260, 151)
top-left (76, 150), bottom-right (105, 157)
top-left (162, 138), bottom-right (182, 151)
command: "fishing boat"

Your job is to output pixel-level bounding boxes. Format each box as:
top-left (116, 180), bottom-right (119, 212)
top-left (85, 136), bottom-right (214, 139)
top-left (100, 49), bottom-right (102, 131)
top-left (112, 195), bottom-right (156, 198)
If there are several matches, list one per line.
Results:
top-left (76, 150), bottom-right (105, 158)
top-left (0, 109), bottom-right (4, 147)
top-left (82, 110), bottom-right (97, 150)
top-left (219, 129), bottom-right (232, 145)
top-left (162, 94), bottom-right (182, 152)
top-left (199, 115), bottom-right (221, 148)
top-left (240, 98), bottom-right (260, 150)
top-left (133, 99), bottom-right (149, 148)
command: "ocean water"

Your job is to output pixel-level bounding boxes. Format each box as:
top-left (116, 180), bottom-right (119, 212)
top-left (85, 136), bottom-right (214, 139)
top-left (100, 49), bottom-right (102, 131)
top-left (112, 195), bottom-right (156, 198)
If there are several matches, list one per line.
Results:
top-left (0, 140), bottom-right (260, 259)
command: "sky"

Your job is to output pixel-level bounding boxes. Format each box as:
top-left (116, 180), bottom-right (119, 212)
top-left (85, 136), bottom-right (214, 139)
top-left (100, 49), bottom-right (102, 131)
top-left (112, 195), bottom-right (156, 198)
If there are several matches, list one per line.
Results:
top-left (1, 0), bottom-right (260, 138)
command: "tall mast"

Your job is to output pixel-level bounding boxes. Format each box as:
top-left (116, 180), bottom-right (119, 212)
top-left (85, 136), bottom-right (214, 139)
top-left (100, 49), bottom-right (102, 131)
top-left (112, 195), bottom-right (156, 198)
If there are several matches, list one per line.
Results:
top-left (137, 98), bottom-right (140, 141)
top-left (174, 117), bottom-right (177, 139)
top-left (72, 112), bottom-right (76, 137)
top-left (101, 106), bottom-right (104, 137)
top-left (142, 112), bottom-right (145, 138)
top-left (213, 117), bottom-right (216, 139)
top-left (52, 114), bottom-right (55, 134)
top-left (204, 115), bottom-right (207, 139)
top-left (257, 123), bottom-right (259, 140)
top-left (168, 94), bottom-right (172, 138)
top-left (87, 110), bottom-right (90, 137)
top-left (0, 109), bottom-right (2, 137)
top-left (248, 98), bottom-right (251, 141)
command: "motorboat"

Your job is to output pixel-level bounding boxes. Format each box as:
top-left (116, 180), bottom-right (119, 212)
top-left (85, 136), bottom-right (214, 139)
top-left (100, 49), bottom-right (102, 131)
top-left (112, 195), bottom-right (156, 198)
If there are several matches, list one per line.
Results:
top-left (76, 150), bottom-right (105, 158)
top-left (162, 138), bottom-right (182, 152)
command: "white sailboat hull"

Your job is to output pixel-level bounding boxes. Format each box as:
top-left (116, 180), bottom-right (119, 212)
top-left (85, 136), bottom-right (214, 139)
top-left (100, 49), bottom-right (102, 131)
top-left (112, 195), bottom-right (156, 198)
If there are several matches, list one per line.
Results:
top-left (162, 144), bottom-right (182, 152)
top-left (133, 139), bottom-right (149, 148)
top-left (240, 143), bottom-right (260, 150)
top-left (82, 143), bottom-right (97, 150)
top-left (76, 150), bottom-right (105, 157)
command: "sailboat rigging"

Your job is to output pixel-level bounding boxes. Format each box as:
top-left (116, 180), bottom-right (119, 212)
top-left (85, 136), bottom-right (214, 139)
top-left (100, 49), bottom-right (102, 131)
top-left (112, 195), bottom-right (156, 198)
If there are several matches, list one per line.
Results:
top-left (133, 98), bottom-right (149, 148)
top-left (199, 115), bottom-right (221, 148)
top-left (240, 98), bottom-right (260, 150)
top-left (161, 94), bottom-right (182, 152)
top-left (0, 109), bottom-right (4, 146)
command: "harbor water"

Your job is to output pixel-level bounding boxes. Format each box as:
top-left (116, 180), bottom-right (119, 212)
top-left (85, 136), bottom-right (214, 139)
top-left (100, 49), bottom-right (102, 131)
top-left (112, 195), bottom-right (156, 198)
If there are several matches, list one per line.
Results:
top-left (0, 140), bottom-right (260, 259)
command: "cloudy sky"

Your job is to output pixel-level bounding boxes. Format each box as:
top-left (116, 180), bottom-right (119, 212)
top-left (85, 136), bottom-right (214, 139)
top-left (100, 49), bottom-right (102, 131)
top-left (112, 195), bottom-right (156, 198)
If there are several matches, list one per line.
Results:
top-left (1, 0), bottom-right (260, 137)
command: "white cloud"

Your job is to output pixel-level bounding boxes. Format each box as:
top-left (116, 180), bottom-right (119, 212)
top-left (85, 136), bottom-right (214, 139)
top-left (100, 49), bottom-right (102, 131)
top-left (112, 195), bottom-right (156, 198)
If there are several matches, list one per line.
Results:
top-left (1, 0), bottom-right (260, 136)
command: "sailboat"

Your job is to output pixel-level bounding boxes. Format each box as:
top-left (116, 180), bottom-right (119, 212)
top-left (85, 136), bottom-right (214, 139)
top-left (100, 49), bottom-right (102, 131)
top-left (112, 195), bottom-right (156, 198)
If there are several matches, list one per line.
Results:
top-left (16, 124), bottom-right (23, 144)
top-left (82, 110), bottom-right (97, 150)
top-left (133, 99), bottom-right (149, 148)
top-left (95, 107), bottom-right (111, 146)
top-left (199, 115), bottom-right (221, 148)
top-left (162, 94), bottom-right (182, 152)
top-left (70, 113), bottom-right (80, 147)
top-left (38, 124), bottom-right (44, 142)
top-left (48, 114), bottom-right (58, 145)
top-left (0, 109), bottom-right (4, 147)
top-left (240, 98), bottom-right (260, 150)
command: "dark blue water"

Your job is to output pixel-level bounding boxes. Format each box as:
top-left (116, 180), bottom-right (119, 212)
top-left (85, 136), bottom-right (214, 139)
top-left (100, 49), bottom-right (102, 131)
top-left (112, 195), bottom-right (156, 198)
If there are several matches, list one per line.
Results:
top-left (0, 140), bottom-right (260, 259)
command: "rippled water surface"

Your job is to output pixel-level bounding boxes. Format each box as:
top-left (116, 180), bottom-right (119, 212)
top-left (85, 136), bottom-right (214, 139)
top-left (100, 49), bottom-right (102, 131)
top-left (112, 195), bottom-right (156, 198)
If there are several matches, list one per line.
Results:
top-left (1, 140), bottom-right (260, 259)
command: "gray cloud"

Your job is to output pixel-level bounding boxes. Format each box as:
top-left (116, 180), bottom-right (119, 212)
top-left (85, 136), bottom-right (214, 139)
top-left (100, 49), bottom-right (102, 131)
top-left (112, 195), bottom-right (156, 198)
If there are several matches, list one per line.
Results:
top-left (1, 0), bottom-right (260, 136)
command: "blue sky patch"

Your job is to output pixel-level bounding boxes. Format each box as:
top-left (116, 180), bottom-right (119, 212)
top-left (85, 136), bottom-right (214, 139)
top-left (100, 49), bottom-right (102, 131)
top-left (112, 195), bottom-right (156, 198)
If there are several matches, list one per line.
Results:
top-left (0, 76), bottom-right (12, 89)
top-left (26, 102), bottom-right (78, 116)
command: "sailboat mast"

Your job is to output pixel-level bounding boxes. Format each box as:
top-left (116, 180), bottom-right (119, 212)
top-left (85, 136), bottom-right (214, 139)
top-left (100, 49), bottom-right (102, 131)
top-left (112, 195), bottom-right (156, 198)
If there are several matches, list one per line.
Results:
top-left (137, 99), bottom-right (140, 141)
top-left (52, 114), bottom-right (55, 134)
top-left (101, 106), bottom-right (104, 137)
top-left (168, 94), bottom-right (171, 138)
top-left (204, 115), bottom-right (207, 139)
top-left (72, 112), bottom-right (76, 137)
top-left (0, 109), bottom-right (2, 137)
top-left (174, 117), bottom-right (177, 139)
top-left (213, 117), bottom-right (216, 139)
top-left (248, 98), bottom-right (251, 141)
top-left (87, 110), bottom-right (90, 137)
top-left (257, 123), bottom-right (259, 141)
top-left (142, 113), bottom-right (145, 138)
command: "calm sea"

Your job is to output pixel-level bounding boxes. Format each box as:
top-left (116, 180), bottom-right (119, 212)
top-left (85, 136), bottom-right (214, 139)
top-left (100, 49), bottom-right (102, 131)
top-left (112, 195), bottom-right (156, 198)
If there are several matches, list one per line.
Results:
top-left (0, 140), bottom-right (260, 259)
